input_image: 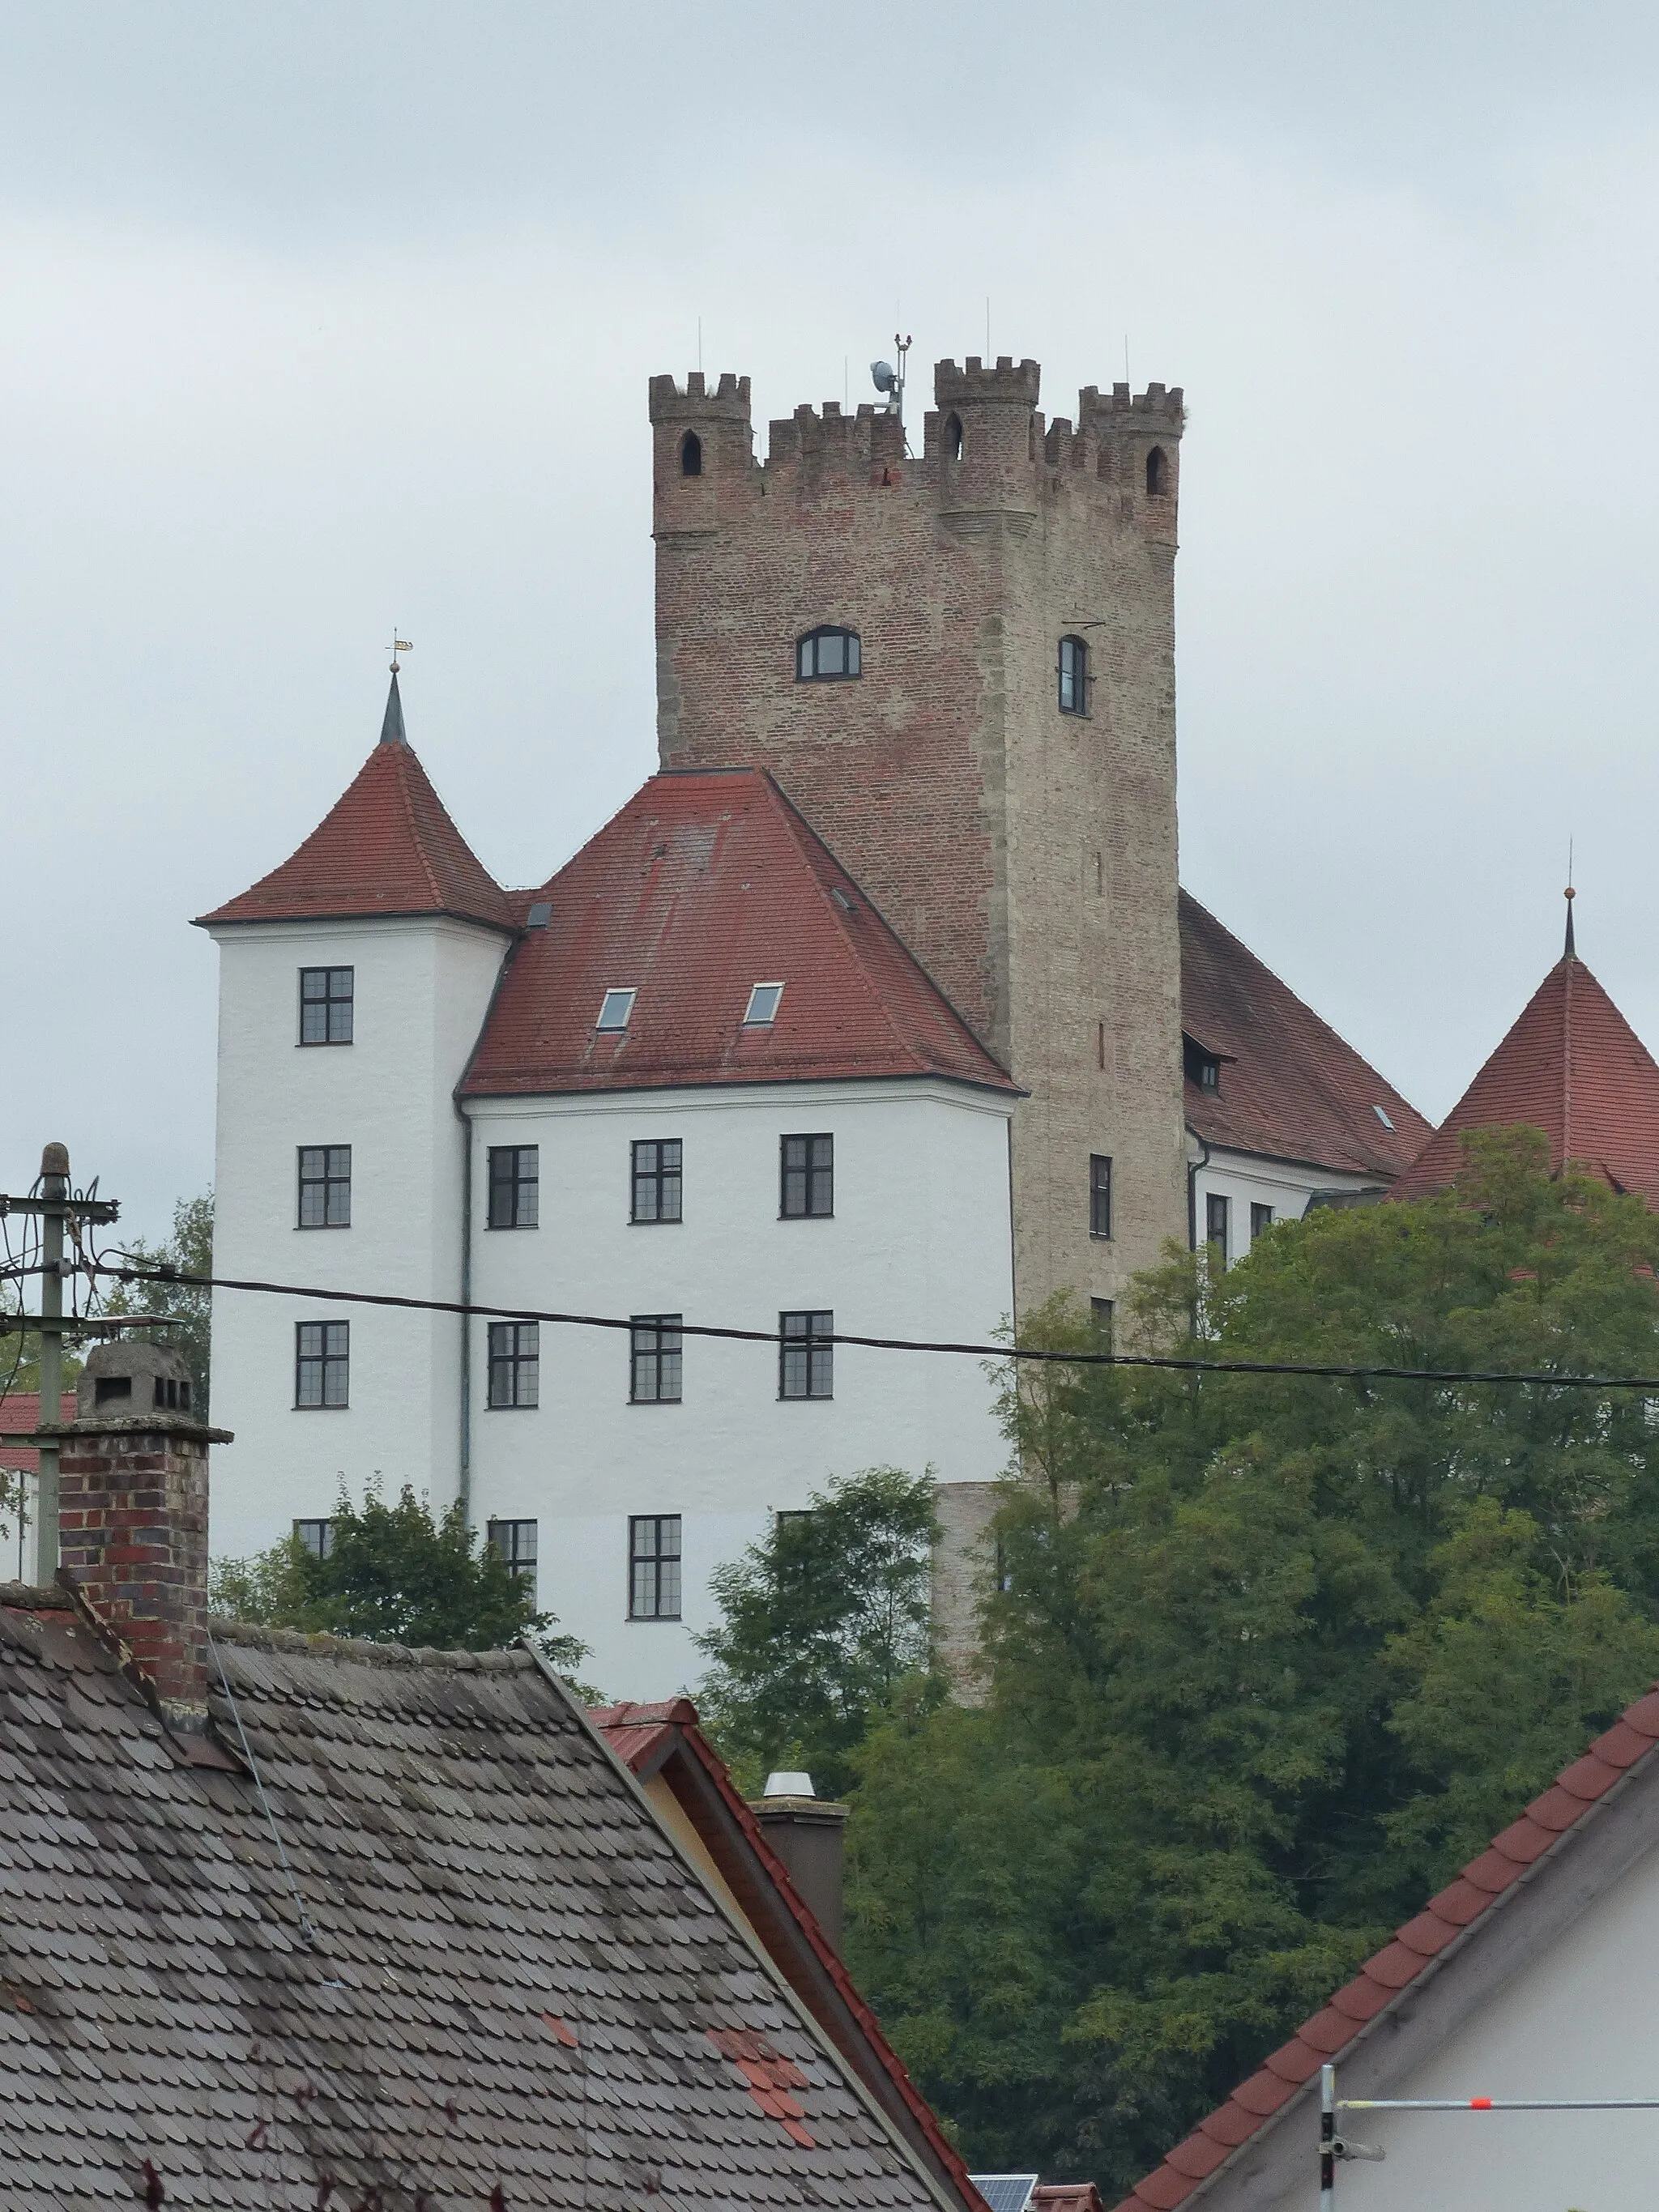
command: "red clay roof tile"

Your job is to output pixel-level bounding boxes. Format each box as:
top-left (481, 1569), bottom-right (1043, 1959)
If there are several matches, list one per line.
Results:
top-left (1392, 948), bottom-right (1659, 1206)
top-left (1116, 1683), bottom-right (1659, 2211)
top-left (462, 771), bottom-right (1014, 1099)
top-left (1164, 2133), bottom-right (1231, 2182)
top-left (1179, 892), bottom-right (1431, 1179)
top-left (1526, 1784), bottom-right (1596, 1831)
top-left (1130, 2163), bottom-right (1199, 2209)
top-left (198, 684), bottom-right (514, 934)
top-left (0, 1393), bottom-right (75, 1475)
top-left (1394, 1909), bottom-right (1460, 1958)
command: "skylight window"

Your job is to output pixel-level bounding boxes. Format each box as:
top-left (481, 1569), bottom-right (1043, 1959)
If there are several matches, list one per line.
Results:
top-left (744, 982), bottom-right (784, 1026)
top-left (597, 988), bottom-right (637, 1032)
top-left (1373, 1103), bottom-right (1395, 1130)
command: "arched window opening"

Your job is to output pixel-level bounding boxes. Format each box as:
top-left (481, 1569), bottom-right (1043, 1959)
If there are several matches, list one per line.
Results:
top-left (944, 412), bottom-right (964, 461)
top-left (796, 626), bottom-right (862, 683)
top-left (681, 431), bottom-right (703, 478)
top-left (1058, 635), bottom-right (1089, 716)
top-left (1145, 445), bottom-right (1169, 497)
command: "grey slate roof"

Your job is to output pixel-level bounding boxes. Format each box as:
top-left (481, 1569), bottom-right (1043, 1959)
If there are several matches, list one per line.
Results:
top-left (0, 1587), bottom-right (945, 2212)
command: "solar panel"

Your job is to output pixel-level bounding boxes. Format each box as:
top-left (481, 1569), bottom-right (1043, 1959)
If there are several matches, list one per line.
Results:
top-left (970, 2176), bottom-right (1039, 2212)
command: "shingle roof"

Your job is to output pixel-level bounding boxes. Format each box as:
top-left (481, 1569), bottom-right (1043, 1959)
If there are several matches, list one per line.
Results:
top-left (0, 1588), bottom-right (949, 2210)
top-left (1113, 1682), bottom-right (1659, 2212)
top-left (0, 1392), bottom-right (75, 1475)
top-left (1179, 891), bottom-right (1431, 1179)
top-left (460, 770), bottom-right (1016, 1098)
top-left (196, 674), bottom-right (514, 933)
top-left (1391, 947), bottom-right (1659, 1205)
top-left (593, 1698), bottom-right (987, 2212)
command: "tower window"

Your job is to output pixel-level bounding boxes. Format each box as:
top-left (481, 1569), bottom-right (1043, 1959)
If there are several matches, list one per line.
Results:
top-left (299, 966), bottom-right (353, 1046)
top-left (1146, 445), bottom-right (1169, 497)
top-left (487, 1321), bottom-right (539, 1409)
top-left (1090, 1154), bottom-right (1113, 1240)
top-left (632, 1139), bottom-right (683, 1223)
top-left (780, 1311), bottom-right (834, 1400)
top-left (944, 411), bottom-right (963, 460)
top-left (630, 1315), bottom-right (683, 1404)
top-left (629, 1515), bottom-right (682, 1619)
top-left (488, 1145), bottom-right (539, 1230)
top-left (796, 626), bottom-right (861, 682)
top-left (680, 430), bottom-right (702, 477)
top-left (293, 1518), bottom-right (335, 1560)
top-left (488, 1519), bottom-right (538, 1600)
top-left (295, 1321), bottom-right (349, 1409)
top-left (781, 1133), bottom-right (834, 1218)
top-left (297, 1145), bottom-right (352, 1229)
top-left (1059, 635), bottom-right (1089, 715)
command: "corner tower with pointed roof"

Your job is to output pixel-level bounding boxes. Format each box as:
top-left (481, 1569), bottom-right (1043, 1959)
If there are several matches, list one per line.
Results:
top-left (197, 673), bottom-right (517, 1557)
top-left (1392, 895), bottom-right (1659, 1204)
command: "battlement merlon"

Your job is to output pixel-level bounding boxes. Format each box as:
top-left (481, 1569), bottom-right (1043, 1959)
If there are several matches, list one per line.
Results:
top-left (1079, 381), bottom-right (1186, 433)
top-left (935, 355), bottom-right (1043, 410)
top-left (648, 370), bottom-right (753, 424)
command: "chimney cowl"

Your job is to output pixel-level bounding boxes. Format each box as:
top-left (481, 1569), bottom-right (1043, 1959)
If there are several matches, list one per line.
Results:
top-left (763, 1769), bottom-right (815, 1798)
top-left (75, 1338), bottom-right (200, 1426)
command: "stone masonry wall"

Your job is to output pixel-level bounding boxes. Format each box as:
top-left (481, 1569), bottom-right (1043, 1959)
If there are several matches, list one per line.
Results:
top-left (650, 359), bottom-right (1188, 1314)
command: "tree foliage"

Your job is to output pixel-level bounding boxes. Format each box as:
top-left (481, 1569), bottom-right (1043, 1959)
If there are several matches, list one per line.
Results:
top-left (693, 1466), bottom-right (940, 1799)
top-left (845, 1132), bottom-right (1659, 2191)
top-left (211, 1481), bottom-right (595, 1686)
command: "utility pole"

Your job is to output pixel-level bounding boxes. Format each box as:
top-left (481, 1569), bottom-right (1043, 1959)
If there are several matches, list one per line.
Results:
top-left (1, 1142), bottom-right (122, 1578)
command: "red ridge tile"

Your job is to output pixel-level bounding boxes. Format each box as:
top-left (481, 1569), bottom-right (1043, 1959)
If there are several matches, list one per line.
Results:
top-left (1618, 1690), bottom-right (1659, 1739)
top-left (1165, 2134), bottom-right (1230, 2182)
top-left (1589, 1718), bottom-right (1659, 1767)
top-left (1490, 1814), bottom-right (1555, 1865)
top-left (1294, 2008), bottom-right (1354, 2057)
top-left (1263, 2039), bottom-right (1323, 2086)
top-left (1555, 1752), bottom-right (1623, 1802)
top-left (1200, 2100), bottom-right (1268, 2148)
top-left (1526, 1784), bottom-right (1591, 1833)
top-left (1461, 1845), bottom-right (1529, 1895)
top-left (1427, 1877), bottom-right (1495, 1929)
top-left (1130, 2165), bottom-right (1198, 2210)
top-left (1362, 1942), bottom-right (1427, 1992)
top-left (1395, 1909), bottom-right (1459, 1958)
top-left (1232, 2070), bottom-right (1298, 2119)
top-left (1328, 1974), bottom-right (1393, 2024)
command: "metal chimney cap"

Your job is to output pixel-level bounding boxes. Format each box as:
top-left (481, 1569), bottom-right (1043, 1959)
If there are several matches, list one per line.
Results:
top-left (763, 1770), bottom-right (815, 1799)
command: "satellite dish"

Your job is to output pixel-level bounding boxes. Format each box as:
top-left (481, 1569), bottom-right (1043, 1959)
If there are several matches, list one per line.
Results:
top-left (870, 360), bottom-right (896, 393)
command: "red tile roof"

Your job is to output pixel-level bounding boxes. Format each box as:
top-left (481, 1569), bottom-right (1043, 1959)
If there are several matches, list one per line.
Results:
top-left (0, 1393), bottom-right (76, 1474)
top-left (462, 770), bottom-right (1016, 1097)
top-left (196, 676), bottom-right (514, 933)
top-left (1180, 893), bottom-right (1431, 1179)
top-left (593, 1698), bottom-right (989, 2212)
top-left (1113, 1683), bottom-right (1659, 2211)
top-left (1392, 947), bottom-right (1659, 1205)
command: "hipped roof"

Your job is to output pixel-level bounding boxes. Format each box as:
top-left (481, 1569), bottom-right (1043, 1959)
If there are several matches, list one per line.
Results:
top-left (461, 770), bottom-right (1016, 1098)
top-left (1179, 892), bottom-right (1431, 1179)
top-left (1392, 945), bottom-right (1659, 1205)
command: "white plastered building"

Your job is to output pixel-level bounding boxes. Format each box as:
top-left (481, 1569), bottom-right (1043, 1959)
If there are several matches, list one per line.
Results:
top-left (199, 685), bottom-right (1017, 1698)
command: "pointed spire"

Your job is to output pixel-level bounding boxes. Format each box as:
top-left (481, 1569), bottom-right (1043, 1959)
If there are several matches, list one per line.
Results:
top-left (379, 668), bottom-right (407, 748)
top-left (1564, 883), bottom-right (1576, 961)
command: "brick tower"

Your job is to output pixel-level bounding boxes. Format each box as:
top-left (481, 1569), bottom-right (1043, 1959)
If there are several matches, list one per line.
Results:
top-left (650, 356), bottom-right (1187, 1314)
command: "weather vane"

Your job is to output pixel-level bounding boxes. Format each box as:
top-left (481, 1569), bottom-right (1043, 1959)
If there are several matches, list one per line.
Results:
top-left (387, 634), bottom-right (413, 674)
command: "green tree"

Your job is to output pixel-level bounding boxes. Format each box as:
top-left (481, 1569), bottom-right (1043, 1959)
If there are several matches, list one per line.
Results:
top-left (211, 1481), bottom-right (595, 1687)
top-left (693, 1466), bottom-right (940, 1799)
top-left (844, 1131), bottom-right (1659, 2190)
top-left (101, 1190), bottom-right (214, 1410)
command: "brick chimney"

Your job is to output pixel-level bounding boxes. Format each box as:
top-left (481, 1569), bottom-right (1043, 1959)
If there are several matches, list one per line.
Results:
top-left (749, 1771), bottom-right (851, 1950)
top-left (57, 1340), bottom-right (230, 1727)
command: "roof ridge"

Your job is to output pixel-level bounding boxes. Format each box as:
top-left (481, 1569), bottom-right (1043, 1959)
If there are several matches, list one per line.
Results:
top-left (393, 740), bottom-right (447, 912)
top-left (208, 1617), bottom-right (536, 1671)
top-left (1114, 1680), bottom-right (1659, 2210)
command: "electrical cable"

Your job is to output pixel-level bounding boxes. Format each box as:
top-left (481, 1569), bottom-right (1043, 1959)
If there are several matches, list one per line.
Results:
top-left (79, 1259), bottom-right (1659, 1392)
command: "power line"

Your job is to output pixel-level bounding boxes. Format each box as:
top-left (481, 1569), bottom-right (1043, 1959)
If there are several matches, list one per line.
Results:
top-left (69, 1260), bottom-right (1659, 1392)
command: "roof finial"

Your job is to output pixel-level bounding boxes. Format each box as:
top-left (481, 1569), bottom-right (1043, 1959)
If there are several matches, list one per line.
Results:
top-left (379, 636), bottom-right (412, 748)
top-left (1564, 839), bottom-right (1576, 960)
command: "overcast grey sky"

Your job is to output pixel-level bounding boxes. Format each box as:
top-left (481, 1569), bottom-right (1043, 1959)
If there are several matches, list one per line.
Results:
top-left (5, 2), bottom-right (1659, 1239)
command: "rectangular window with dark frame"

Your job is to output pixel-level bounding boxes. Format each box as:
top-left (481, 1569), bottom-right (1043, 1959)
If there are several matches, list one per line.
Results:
top-left (630, 1315), bottom-right (683, 1404)
top-left (299, 966), bottom-right (354, 1046)
top-left (487, 1321), bottom-right (539, 1409)
top-left (293, 1518), bottom-right (334, 1560)
top-left (779, 1310), bottom-right (834, 1400)
top-left (1250, 1201), bottom-right (1274, 1243)
top-left (629, 1514), bottom-right (682, 1619)
top-left (631, 1139), bottom-right (683, 1224)
top-left (1207, 1192), bottom-right (1231, 1263)
top-left (1090, 1153), bottom-right (1113, 1240)
top-left (781, 1133), bottom-right (834, 1218)
top-left (295, 1320), bottom-right (349, 1408)
top-left (297, 1144), bottom-right (352, 1228)
top-left (1090, 1296), bottom-right (1115, 1345)
top-left (488, 1145), bottom-right (539, 1230)
top-left (488, 1518), bottom-right (538, 1600)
